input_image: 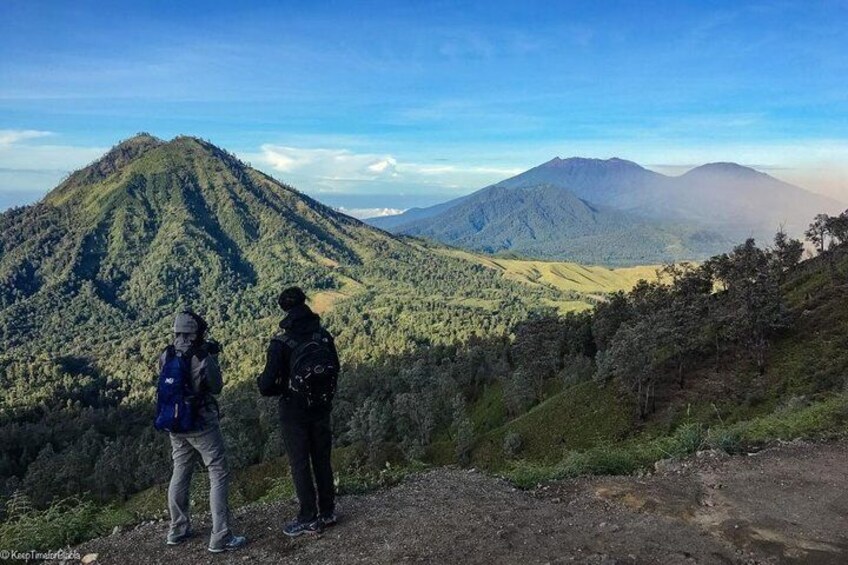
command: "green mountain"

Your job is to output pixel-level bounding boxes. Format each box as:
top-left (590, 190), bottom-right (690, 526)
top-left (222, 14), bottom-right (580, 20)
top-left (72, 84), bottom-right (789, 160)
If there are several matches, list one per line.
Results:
top-left (2, 133), bottom-right (368, 322)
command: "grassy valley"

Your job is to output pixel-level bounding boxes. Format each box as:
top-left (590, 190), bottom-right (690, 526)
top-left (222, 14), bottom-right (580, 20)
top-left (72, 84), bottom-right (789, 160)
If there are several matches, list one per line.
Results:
top-left (436, 247), bottom-right (663, 307)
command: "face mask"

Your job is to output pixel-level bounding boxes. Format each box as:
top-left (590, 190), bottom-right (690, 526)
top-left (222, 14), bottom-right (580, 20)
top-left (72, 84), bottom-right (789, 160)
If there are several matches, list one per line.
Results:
top-left (174, 332), bottom-right (198, 353)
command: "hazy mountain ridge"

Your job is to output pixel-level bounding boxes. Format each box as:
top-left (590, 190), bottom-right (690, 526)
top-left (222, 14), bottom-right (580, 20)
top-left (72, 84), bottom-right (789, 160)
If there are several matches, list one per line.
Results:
top-left (369, 157), bottom-right (844, 263)
top-left (396, 182), bottom-right (727, 265)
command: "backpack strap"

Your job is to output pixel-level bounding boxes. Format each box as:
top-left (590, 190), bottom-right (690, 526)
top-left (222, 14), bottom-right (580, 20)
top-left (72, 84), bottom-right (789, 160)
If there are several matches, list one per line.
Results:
top-left (275, 331), bottom-right (300, 351)
top-left (270, 333), bottom-right (297, 396)
top-left (186, 348), bottom-right (220, 427)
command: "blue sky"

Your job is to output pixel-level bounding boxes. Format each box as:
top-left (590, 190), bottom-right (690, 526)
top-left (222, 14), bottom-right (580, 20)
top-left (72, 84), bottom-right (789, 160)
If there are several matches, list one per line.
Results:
top-left (2, 0), bottom-right (847, 215)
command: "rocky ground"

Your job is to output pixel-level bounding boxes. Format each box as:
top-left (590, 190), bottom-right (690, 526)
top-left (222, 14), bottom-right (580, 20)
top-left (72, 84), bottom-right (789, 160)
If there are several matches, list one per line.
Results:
top-left (76, 440), bottom-right (848, 564)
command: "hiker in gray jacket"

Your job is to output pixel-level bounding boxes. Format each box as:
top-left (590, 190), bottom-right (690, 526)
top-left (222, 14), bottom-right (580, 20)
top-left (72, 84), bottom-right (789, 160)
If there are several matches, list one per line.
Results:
top-left (155, 311), bottom-right (246, 553)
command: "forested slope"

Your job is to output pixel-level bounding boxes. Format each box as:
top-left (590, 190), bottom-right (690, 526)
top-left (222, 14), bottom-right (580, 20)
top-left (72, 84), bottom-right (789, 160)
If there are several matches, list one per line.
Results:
top-left (0, 134), bottom-right (640, 516)
top-left (3, 134), bottom-right (848, 557)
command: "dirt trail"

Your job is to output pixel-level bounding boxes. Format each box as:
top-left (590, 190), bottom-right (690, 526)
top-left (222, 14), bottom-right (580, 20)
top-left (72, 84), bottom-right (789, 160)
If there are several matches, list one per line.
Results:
top-left (78, 440), bottom-right (848, 564)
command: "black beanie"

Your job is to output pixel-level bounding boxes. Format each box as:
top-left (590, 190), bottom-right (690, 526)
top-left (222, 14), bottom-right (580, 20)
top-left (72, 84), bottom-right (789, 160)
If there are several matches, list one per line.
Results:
top-left (278, 287), bottom-right (307, 311)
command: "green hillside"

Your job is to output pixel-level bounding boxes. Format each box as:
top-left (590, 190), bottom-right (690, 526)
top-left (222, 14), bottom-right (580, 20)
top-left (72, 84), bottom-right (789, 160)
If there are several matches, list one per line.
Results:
top-left (23, 227), bottom-right (848, 552)
top-left (470, 243), bottom-right (848, 482)
top-left (3, 134), bottom-right (847, 555)
top-left (0, 134), bottom-right (650, 525)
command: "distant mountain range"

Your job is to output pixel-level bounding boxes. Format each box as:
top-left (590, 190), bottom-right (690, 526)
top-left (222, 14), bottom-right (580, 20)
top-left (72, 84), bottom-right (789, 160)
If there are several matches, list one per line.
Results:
top-left (368, 157), bottom-right (844, 265)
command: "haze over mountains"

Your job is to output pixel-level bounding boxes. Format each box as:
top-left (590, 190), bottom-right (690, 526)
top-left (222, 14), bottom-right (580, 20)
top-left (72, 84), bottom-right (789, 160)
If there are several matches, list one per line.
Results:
top-left (368, 157), bottom-right (844, 265)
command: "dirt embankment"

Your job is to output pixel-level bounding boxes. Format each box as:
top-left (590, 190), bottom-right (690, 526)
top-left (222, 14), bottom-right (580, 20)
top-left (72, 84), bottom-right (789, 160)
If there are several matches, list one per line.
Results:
top-left (77, 440), bottom-right (848, 564)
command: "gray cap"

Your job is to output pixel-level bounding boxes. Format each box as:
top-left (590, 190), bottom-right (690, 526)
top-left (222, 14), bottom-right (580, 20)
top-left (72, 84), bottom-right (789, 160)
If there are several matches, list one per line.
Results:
top-left (173, 312), bottom-right (199, 334)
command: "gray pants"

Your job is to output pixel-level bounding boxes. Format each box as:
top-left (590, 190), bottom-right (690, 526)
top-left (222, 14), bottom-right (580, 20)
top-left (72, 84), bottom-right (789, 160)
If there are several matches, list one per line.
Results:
top-left (168, 425), bottom-right (232, 549)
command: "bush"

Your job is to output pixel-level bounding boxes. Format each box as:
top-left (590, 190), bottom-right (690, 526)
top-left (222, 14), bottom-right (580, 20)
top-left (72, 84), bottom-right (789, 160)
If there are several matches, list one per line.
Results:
top-left (560, 444), bottom-right (652, 477)
top-left (452, 395), bottom-right (474, 466)
top-left (667, 422), bottom-right (705, 457)
top-left (502, 443), bottom-right (656, 488)
top-left (502, 370), bottom-right (535, 416)
top-left (0, 495), bottom-right (104, 553)
top-left (256, 476), bottom-right (295, 504)
top-left (501, 395), bottom-right (848, 490)
top-left (503, 432), bottom-right (523, 459)
top-left (728, 393), bottom-right (848, 442)
top-left (707, 429), bottom-right (741, 454)
top-left (335, 461), bottom-right (429, 495)
top-left (501, 461), bottom-right (561, 489)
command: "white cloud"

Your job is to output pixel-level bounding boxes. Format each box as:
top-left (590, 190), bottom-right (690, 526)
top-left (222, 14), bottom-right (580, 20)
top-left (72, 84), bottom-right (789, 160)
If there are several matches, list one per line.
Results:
top-left (247, 144), bottom-right (522, 195)
top-left (257, 145), bottom-right (399, 181)
top-left (0, 138), bottom-right (107, 195)
top-left (0, 129), bottom-right (53, 146)
top-left (262, 149), bottom-right (299, 172)
top-left (400, 162), bottom-right (523, 177)
top-left (367, 158), bottom-right (396, 174)
top-left (0, 144), bottom-right (106, 172)
top-left (336, 207), bottom-right (406, 220)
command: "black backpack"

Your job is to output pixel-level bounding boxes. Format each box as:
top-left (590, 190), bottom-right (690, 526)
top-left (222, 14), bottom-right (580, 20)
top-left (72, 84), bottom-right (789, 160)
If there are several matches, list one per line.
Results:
top-left (281, 330), bottom-right (338, 407)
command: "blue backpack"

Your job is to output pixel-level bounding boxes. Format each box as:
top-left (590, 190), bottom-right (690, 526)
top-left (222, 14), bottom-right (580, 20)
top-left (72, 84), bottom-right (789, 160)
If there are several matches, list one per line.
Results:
top-left (154, 346), bottom-right (200, 433)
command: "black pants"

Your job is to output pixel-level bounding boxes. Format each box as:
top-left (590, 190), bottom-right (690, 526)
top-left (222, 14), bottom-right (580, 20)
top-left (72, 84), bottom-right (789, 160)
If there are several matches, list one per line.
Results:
top-left (280, 412), bottom-right (335, 521)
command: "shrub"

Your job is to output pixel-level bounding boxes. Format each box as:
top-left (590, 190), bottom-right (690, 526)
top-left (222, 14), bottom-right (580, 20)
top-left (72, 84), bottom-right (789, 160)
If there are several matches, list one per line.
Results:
top-left (502, 370), bottom-right (535, 416)
top-left (503, 432), bottom-right (523, 459)
top-left (0, 495), bottom-right (104, 553)
top-left (667, 422), bottom-right (705, 457)
top-left (501, 461), bottom-right (560, 489)
top-left (256, 476), bottom-right (295, 504)
top-left (729, 393), bottom-right (848, 442)
top-left (707, 429), bottom-right (741, 454)
top-left (560, 444), bottom-right (649, 477)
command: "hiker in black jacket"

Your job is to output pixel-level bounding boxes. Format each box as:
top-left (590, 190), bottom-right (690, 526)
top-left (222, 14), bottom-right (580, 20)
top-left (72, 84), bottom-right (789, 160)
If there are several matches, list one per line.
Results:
top-left (257, 287), bottom-right (340, 537)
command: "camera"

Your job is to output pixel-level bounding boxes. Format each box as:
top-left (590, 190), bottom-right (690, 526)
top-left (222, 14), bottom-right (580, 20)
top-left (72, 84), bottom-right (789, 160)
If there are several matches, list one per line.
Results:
top-left (203, 340), bottom-right (223, 355)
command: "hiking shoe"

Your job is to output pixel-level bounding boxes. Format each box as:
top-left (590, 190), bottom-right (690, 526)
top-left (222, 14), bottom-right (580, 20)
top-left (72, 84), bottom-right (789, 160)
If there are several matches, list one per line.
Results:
top-left (208, 534), bottom-right (247, 553)
top-left (318, 512), bottom-right (338, 528)
top-left (283, 517), bottom-right (323, 537)
top-left (166, 530), bottom-right (194, 545)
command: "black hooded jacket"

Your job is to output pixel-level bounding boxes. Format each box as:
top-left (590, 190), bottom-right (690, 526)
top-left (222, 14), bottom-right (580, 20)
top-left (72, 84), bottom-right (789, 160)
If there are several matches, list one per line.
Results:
top-left (257, 304), bottom-right (339, 421)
